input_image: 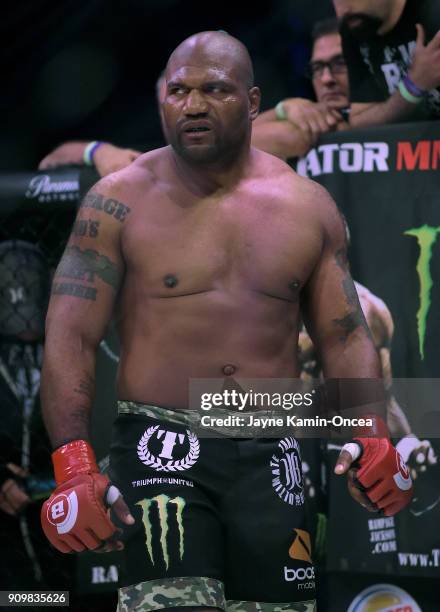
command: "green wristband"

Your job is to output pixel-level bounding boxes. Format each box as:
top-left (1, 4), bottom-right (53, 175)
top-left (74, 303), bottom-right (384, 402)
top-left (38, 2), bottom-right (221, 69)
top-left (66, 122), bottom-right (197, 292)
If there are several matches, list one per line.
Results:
top-left (275, 101), bottom-right (288, 120)
top-left (398, 80), bottom-right (423, 105)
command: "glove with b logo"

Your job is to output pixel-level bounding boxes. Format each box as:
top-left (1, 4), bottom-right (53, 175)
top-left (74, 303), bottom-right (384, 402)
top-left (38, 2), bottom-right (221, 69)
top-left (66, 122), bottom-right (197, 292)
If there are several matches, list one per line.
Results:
top-left (41, 440), bottom-right (132, 553)
top-left (342, 437), bottom-right (413, 516)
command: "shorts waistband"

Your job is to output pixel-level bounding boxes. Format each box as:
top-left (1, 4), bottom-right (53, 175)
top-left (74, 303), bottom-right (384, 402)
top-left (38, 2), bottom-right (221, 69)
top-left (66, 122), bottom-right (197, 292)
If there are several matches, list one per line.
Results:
top-left (117, 401), bottom-right (299, 438)
top-left (118, 401), bottom-right (203, 428)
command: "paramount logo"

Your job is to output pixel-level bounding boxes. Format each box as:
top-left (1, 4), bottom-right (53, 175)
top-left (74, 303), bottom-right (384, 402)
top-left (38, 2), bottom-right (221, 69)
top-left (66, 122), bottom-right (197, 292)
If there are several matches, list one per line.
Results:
top-left (25, 174), bottom-right (79, 202)
top-left (296, 139), bottom-right (440, 177)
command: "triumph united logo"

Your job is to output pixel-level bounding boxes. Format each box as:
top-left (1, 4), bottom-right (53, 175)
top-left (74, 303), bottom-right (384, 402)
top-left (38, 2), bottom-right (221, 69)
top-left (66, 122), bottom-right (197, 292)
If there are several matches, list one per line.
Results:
top-left (137, 425), bottom-right (200, 472)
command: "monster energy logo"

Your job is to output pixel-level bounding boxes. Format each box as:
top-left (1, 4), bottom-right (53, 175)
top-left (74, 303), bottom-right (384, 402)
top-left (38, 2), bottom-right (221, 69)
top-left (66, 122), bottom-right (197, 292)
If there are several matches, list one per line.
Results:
top-left (136, 494), bottom-right (185, 570)
top-left (405, 224), bottom-right (440, 359)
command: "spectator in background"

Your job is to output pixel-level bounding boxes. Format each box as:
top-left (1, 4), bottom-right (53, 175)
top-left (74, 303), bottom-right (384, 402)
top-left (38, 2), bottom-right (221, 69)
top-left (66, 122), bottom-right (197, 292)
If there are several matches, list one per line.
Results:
top-left (39, 23), bottom-right (348, 172)
top-left (333, 0), bottom-right (440, 126)
top-left (37, 75), bottom-right (168, 177)
top-left (253, 18), bottom-right (350, 159)
top-left (39, 141), bottom-right (142, 178)
top-left (37, 3), bottom-right (440, 171)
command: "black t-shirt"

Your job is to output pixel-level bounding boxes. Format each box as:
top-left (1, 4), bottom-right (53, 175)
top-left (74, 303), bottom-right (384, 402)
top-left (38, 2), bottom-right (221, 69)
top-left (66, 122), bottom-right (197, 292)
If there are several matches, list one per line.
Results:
top-left (341, 0), bottom-right (440, 118)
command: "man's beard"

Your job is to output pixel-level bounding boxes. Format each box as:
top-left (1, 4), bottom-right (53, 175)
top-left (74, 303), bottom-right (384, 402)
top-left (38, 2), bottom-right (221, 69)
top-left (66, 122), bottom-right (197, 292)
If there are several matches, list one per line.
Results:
top-left (340, 12), bottom-right (383, 41)
top-left (172, 138), bottom-right (222, 165)
top-left (170, 129), bottom-right (244, 167)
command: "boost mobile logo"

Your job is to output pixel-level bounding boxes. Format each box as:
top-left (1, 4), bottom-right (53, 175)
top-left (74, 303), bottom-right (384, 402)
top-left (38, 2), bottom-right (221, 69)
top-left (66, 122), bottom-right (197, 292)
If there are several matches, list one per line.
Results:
top-left (404, 224), bottom-right (440, 359)
top-left (136, 494), bottom-right (185, 570)
top-left (289, 529), bottom-right (312, 564)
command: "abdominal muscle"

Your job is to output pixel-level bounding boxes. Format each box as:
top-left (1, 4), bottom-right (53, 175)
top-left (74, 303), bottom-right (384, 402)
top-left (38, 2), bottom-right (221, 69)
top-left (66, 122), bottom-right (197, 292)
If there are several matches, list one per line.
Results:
top-left (115, 288), bottom-right (301, 408)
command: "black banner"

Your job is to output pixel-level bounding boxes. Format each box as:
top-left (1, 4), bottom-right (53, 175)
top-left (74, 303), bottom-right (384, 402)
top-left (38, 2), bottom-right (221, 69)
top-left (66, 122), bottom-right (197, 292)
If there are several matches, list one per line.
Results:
top-left (297, 122), bottom-right (440, 592)
top-left (297, 121), bottom-right (440, 378)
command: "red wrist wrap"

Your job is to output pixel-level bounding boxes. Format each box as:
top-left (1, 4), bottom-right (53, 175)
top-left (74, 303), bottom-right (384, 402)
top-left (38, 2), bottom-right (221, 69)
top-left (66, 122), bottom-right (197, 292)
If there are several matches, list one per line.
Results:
top-left (52, 440), bottom-right (98, 485)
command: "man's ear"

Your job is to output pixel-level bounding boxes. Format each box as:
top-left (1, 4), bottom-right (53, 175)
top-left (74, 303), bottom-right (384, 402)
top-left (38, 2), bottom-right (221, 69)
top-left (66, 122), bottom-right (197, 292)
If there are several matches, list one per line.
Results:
top-left (249, 86), bottom-right (261, 121)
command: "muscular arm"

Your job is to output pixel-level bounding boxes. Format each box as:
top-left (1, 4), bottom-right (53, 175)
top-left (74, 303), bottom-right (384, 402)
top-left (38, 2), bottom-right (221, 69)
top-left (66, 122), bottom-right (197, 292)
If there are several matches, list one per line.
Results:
top-left (41, 180), bottom-right (128, 448)
top-left (251, 116), bottom-right (314, 159)
top-left (253, 99), bottom-right (343, 158)
top-left (304, 195), bottom-right (414, 513)
top-left (301, 187), bottom-right (384, 414)
top-left (349, 96), bottom-right (418, 128)
top-left (39, 141), bottom-right (141, 177)
top-left (253, 108), bottom-right (277, 124)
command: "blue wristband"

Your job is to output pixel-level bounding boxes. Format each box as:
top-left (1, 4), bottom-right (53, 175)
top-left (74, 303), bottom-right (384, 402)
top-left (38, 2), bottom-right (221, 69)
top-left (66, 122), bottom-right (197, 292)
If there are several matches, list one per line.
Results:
top-left (398, 80), bottom-right (423, 105)
top-left (83, 141), bottom-right (104, 166)
top-left (403, 75), bottom-right (427, 98)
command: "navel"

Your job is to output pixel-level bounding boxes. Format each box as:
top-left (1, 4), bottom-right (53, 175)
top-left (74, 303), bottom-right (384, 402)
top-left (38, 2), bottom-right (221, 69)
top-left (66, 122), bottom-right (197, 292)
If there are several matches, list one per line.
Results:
top-left (222, 364), bottom-right (237, 376)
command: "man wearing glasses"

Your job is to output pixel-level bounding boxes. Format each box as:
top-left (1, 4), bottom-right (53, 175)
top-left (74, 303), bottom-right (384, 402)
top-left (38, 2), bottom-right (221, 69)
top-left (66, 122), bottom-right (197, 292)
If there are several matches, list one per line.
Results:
top-left (252, 18), bottom-right (350, 161)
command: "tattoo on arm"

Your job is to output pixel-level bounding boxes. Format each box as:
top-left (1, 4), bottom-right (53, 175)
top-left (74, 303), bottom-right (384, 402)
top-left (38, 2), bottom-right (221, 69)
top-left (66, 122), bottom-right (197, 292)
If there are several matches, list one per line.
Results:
top-left (335, 247), bottom-right (349, 271)
top-left (80, 192), bottom-right (131, 222)
top-left (341, 276), bottom-right (359, 308)
top-left (53, 380), bottom-right (94, 446)
top-left (72, 219), bottom-right (100, 238)
top-left (52, 282), bottom-right (97, 301)
top-left (73, 377), bottom-right (94, 400)
top-left (332, 251), bottom-right (371, 340)
top-left (56, 408), bottom-right (91, 445)
top-left (333, 310), bottom-right (368, 337)
top-left (57, 246), bottom-right (120, 287)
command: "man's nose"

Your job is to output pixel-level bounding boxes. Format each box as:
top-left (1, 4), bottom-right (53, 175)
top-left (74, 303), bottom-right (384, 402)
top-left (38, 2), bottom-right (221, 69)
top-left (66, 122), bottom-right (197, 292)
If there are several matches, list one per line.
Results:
top-left (184, 89), bottom-right (208, 115)
top-left (320, 66), bottom-right (336, 85)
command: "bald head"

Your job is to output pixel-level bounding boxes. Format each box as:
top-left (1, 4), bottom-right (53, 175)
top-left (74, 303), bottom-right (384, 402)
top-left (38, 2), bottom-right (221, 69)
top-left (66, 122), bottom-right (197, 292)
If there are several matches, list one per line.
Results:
top-left (162, 31), bottom-right (260, 168)
top-left (166, 31), bottom-right (254, 89)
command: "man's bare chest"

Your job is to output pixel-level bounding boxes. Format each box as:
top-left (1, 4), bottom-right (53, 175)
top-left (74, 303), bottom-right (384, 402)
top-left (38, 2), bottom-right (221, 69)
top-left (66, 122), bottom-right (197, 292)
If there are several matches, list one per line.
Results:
top-left (121, 196), bottom-right (321, 301)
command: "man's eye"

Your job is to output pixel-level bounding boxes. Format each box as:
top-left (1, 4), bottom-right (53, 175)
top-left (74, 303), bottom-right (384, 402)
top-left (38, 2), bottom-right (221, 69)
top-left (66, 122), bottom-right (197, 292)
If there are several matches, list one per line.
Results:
top-left (207, 85), bottom-right (223, 93)
top-left (310, 63), bottom-right (324, 74)
top-left (170, 87), bottom-right (186, 95)
top-left (333, 57), bottom-right (347, 67)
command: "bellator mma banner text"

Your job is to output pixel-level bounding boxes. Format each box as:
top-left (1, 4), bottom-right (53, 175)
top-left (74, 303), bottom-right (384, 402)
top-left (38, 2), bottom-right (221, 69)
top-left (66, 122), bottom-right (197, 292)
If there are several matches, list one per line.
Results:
top-left (296, 139), bottom-right (440, 177)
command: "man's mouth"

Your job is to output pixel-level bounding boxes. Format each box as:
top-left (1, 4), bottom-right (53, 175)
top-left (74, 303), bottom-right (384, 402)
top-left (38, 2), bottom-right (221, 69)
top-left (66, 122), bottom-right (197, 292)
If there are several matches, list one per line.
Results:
top-left (323, 91), bottom-right (344, 98)
top-left (341, 13), bottom-right (383, 40)
top-left (346, 16), bottom-right (363, 28)
top-left (185, 126), bottom-right (211, 133)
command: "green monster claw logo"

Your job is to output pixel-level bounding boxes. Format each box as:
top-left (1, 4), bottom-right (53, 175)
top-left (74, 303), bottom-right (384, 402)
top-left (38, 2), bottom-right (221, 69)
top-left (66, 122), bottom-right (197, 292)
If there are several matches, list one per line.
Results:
top-left (404, 224), bottom-right (440, 359)
top-left (136, 494), bottom-right (186, 570)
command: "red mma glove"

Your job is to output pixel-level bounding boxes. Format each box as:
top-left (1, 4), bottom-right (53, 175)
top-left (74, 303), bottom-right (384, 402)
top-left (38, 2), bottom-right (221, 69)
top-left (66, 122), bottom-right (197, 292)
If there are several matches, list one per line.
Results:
top-left (41, 440), bottom-right (132, 553)
top-left (340, 437), bottom-right (413, 516)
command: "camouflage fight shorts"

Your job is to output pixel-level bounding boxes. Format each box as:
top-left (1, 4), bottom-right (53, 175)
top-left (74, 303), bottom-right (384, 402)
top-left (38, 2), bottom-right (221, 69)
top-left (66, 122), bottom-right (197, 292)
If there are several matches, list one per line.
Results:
top-left (110, 402), bottom-right (317, 612)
